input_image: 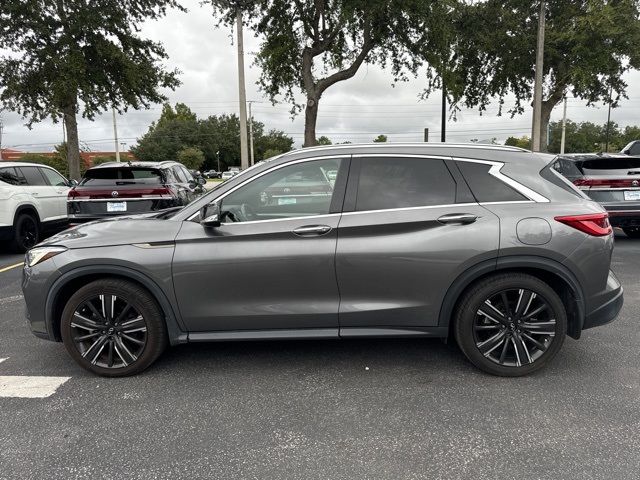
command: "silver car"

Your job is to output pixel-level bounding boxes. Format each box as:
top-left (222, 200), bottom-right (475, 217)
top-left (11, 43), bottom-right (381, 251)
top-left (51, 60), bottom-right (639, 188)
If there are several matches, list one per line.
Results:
top-left (22, 144), bottom-right (624, 377)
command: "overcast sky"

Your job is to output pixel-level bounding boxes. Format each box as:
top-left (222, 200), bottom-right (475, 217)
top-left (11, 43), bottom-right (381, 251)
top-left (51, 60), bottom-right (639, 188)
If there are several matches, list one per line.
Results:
top-left (2, 0), bottom-right (640, 154)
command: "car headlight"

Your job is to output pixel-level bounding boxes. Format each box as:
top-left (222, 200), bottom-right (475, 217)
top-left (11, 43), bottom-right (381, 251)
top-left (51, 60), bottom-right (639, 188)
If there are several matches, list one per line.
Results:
top-left (25, 246), bottom-right (68, 268)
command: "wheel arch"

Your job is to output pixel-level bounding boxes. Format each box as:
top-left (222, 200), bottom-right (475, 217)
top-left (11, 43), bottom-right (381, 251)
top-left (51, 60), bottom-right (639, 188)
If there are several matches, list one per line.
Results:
top-left (14, 204), bottom-right (41, 224)
top-left (438, 256), bottom-right (586, 340)
top-left (46, 265), bottom-right (188, 345)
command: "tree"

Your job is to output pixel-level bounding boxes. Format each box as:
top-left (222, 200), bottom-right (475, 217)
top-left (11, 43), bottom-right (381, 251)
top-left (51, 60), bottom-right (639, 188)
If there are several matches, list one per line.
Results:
top-left (450, 0), bottom-right (640, 152)
top-left (316, 136), bottom-right (333, 145)
top-left (177, 147), bottom-right (206, 171)
top-left (0, 0), bottom-right (183, 179)
top-left (505, 136), bottom-right (531, 150)
top-left (373, 134), bottom-right (388, 143)
top-left (209, 0), bottom-right (456, 147)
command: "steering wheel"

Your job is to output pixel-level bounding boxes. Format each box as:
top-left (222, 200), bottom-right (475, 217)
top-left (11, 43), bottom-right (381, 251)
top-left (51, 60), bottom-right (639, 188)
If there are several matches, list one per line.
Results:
top-left (240, 203), bottom-right (259, 222)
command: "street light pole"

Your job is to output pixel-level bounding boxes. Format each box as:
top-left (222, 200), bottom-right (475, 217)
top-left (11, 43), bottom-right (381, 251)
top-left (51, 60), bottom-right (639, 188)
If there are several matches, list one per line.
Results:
top-left (112, 108), bottom-right (121, 162)
top-left (531, 0), bottom-right (546, 152)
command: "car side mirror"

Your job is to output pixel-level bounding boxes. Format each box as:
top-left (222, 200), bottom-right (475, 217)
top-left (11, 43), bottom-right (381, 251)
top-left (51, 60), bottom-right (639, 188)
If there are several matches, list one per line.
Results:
top-left (197, 177), bottom-right (207, 186)
top-left (200, 202), bottom-right (221, 228)
top-left (68, 179), bottom-right (78, 187)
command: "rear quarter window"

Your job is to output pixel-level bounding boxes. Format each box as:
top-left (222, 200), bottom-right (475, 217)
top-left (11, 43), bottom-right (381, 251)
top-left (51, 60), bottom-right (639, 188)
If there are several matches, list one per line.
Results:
top-left (455, 161), bottom-right (528, 202)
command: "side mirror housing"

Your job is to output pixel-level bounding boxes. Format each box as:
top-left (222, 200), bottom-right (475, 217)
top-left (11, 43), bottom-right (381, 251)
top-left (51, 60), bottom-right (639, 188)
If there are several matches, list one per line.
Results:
top-left (200, 202), bottom-right (221, 228)
top-left (197, 177), bottom-right (207, 186)
top-left (68, 179), bottom-right (78, 187)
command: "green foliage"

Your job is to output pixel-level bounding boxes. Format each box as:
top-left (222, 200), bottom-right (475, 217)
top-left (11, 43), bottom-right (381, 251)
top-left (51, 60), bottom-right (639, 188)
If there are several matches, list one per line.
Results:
top-left (0, 0), bottom-right (183, 179)
top-left (208, 0), bottom-right (457, 145)
top-left (505, 136), bottom-right (531, 149)
top-left (18, 153), bottom-right (70, 177)
top-left (92, 156), bottom-right (118, 166)
top-left (546, 119), bottom-right (640, 153)
top-left (373, 134), bottom-right (388, 143)
top-left (316, 136), bottom-right (333, 146)
top-left (131, 103), bottom-right (295, 170)
top-left (177, 147), bottom-right (205, 170)
top-left (450, 0), bottom-right (640, 149)
top-left (262, 149), bottom-right (284, 159)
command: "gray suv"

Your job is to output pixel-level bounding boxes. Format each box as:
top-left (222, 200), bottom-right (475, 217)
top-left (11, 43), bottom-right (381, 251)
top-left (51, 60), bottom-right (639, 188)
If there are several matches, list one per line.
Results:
top-left (22, 144), bottom-right (624, 377)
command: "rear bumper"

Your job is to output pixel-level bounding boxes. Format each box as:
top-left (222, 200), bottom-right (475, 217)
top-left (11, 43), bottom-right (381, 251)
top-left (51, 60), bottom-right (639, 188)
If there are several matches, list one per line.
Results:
top-left (583, 270), bottom-right (624, 330)
top-left (605, 209), bottom-right (640, 227)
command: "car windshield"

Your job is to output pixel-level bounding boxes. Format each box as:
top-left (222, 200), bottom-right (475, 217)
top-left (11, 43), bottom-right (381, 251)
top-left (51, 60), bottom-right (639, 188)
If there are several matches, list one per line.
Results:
top-left (79, 167), bottom-right (165, 186)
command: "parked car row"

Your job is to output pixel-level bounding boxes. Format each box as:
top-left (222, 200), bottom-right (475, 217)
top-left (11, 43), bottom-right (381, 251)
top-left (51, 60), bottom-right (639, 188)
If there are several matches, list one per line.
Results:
top-left (1, 160), bottom-right (205, 252)
top-left (21, 143), bottom-right (624, 378)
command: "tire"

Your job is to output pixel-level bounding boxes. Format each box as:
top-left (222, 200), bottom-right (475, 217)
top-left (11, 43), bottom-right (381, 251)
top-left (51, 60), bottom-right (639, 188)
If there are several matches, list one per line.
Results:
top-left (12, 213), bottom-right (39, 253)
top-left (60, 279), bottom-right (167, 377)
top-left (453, 273), bottom-right (567, 377)
top-left (622, 227), bottom-right (640, 239)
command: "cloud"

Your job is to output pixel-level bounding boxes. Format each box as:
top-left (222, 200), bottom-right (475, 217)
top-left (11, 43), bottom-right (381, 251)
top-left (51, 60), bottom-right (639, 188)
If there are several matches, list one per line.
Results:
top-left (2, 0), bottom-right (639, 154)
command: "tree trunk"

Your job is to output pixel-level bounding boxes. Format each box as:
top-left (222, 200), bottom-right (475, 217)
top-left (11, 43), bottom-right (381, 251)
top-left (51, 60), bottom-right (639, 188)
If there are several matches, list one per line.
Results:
top-left (63, 94), bottom-right (81, 180)
top-left (539, 87), bottom-right (566, 153)
top-left (304, 94), bottom-right (320, 147)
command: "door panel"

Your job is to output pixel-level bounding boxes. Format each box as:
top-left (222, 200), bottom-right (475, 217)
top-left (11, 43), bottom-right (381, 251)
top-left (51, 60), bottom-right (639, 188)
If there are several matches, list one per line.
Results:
top-left (173, 216), bottom-right (341, 331)
top-left (336, 205), bottom-right (499, 327)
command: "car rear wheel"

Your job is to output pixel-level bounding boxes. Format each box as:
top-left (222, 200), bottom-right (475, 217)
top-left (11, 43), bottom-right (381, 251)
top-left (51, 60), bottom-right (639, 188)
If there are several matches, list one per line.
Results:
top-left (622, 227), bottom-right (640, 239)
top-left (61, 279), bottom-right (167, 377)
top-left (454, 273), bottom-right (567, 376)
top-left (13, 213), bottom-right (39, 253)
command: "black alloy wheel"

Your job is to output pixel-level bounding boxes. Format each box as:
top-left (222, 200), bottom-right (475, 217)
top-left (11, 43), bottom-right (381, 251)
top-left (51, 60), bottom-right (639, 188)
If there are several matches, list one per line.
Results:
top-left (14, 213), bottom-right (39, 253)
top-left (454, 273), bottom-right (567, 376)
top-left (61, 279), bottom-right (167, 377)
top-left (622, 226), bottom-right (640, 239)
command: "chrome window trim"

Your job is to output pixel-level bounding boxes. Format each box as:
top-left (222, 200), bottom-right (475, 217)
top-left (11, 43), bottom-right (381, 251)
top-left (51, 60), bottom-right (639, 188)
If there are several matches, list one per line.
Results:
top-left (186, 155), bottom-right (347, 222)
top-left (219, 212), bottom-right (342, 226)
top-left (342, 203), bottom-right (478, 216)
top-left (452, 157), bottom-right (550, 203)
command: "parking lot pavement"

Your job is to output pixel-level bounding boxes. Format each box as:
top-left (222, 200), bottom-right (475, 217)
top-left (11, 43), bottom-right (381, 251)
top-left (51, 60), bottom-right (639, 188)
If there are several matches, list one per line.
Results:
top-left (0, 230), bottom-right (639, 478)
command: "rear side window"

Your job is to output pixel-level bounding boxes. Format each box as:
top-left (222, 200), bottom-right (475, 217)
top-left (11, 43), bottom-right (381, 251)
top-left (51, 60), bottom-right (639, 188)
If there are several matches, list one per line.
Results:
top-left (18, 166), bottom-right (48, 186)
top-left (456, 161), bottom-right (528, 202)
top-left (80, 168), bottom-right (164, 186)
top-left (355, 156), bottom-right (456, 211)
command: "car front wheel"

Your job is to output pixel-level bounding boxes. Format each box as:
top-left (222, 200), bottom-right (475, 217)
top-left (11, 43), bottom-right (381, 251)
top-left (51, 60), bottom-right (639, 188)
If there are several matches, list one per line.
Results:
top-left (61, 279), bottom-right (167, 377)
top-left (454, 273), bottom-right (567, 376)
top-left (13, 213), bottom-right (39, 253)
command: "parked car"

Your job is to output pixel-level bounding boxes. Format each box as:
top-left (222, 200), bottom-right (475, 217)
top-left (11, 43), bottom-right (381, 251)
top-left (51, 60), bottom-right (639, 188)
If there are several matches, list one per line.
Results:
top-left (620, 140), bottom-right (640, 155)
top-left (221, 170), bottom-right (236, 180)
top-left (552, 153), bottom-right (640, 238)
top-left (0, 162), bottom-right (73, 252)
top-left (204, 170), bottom-right (222, 179)
top-left (67, 161), bottom-right (206, 226)
top-left (23, 144), bottom-right (623, 377)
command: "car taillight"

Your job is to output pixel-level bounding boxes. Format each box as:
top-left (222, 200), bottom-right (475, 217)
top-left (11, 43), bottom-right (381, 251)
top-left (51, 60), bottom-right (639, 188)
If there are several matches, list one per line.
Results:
top-left (555, 213), bottom-right (612, 236)
top-left (573, 178), bottom-right (637, 188)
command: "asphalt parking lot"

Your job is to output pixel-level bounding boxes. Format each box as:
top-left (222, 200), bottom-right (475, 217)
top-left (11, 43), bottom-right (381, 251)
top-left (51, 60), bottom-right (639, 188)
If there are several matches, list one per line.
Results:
top-left (1, 230), bottom-right (639, 479)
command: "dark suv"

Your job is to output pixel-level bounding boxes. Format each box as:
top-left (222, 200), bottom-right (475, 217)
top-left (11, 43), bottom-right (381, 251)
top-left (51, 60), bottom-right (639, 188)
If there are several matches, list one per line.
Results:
top-left (67, 161), bottom-right (205, 226)
top-left (23, 144), bottom-right (623, 377)
top-left (552, 153), bottom-right (640, 238)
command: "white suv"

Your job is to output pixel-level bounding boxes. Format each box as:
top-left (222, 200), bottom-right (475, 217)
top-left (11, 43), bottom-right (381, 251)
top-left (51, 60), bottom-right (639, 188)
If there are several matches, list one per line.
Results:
top-left (0, 162), bottom-right (72, 252)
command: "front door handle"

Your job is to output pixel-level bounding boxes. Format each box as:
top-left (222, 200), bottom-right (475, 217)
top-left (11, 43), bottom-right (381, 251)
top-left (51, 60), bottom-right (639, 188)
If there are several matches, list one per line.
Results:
top-left (292, 225), bottom-right (332, 236)
top-left (437, 213), bottom-right (478, 224)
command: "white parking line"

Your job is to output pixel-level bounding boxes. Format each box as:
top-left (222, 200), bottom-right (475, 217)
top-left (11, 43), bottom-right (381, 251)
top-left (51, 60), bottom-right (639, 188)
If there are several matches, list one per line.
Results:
top-left (0, 376), bottom-right (71, 398)
top-left (0, 358), bottom-right (6, 364)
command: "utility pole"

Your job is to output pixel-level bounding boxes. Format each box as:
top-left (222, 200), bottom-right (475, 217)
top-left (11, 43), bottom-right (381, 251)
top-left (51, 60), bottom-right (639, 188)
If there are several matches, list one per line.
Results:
top-left (248, 101), bottom-right (255, 166)
top-left (560, 96), bottom-right (567, 154)
top-left (441, 80), bottom-right (446, 143)
top-left (236, 5), bottom-right (249, 171)
top-left (605, 84), bottom-right (613, 153)
top-left (112, 108), bottom-right (121, 162)
top-left (531, 0), bottom-right (546, 152)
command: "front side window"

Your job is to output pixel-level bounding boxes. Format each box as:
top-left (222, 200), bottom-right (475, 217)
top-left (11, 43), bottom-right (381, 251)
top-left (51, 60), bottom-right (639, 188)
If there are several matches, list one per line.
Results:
top-left (355, 156), bottom-right (456, 211)
top-left (40, 168), bottom-right (68, 187)
top-left (220, 158), bottom-right (343, 222)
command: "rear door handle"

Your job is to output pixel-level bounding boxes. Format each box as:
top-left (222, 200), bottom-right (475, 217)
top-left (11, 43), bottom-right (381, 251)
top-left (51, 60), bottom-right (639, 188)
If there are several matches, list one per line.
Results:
top-left (437, 213), bottom-right (478, 224)
top-left (292, 225), bottom-right (332, 236)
